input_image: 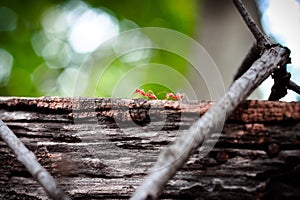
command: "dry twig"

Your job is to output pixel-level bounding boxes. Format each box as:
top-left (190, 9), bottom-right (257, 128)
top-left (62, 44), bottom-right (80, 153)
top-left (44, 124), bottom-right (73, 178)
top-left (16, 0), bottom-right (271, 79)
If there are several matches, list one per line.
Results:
top-left (131, 0), bottom-right (291, 199)
top-left (233, 0), bottom-right (299, 100)
top-left (0, 119), bottom-right (70, 200)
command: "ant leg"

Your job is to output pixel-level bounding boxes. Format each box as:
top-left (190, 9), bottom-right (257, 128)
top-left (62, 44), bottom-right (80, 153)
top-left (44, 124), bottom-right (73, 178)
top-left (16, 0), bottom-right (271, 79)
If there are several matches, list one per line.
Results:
top-left (166, 93), bottom-right (176, 100)
top-left (145, 90), bottom-right (157, 99)
top-left (135, 88), bottom-right (146, 96)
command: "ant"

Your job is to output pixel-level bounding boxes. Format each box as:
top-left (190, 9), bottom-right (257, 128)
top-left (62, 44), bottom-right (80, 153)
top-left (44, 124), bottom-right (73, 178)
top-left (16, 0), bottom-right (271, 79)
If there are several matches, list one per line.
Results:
top-left (135, 88), bottom-right (157, 99)
top-left (135, 88), bottom-right (184, 101)
top-left (165, 92), bottom-right (184, 101)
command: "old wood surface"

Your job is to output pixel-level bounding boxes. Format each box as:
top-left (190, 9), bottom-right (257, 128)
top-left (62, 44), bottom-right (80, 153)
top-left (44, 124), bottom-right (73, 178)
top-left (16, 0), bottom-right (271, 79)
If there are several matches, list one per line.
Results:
top-left (0, 97), bottom-right (299, 199)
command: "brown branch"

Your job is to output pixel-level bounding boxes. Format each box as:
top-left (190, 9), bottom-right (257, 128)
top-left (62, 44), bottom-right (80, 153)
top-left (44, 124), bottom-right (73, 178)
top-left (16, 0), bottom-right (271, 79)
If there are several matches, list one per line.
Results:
top-left (233, 43), bottom-right (260, 81)
top-left (131, 1), bottom-right (291, 199)
top-left (1, 97), bottom-right (300, 198)
top-left (288, 80), bottom-right (300, 96)
top-left (0, 119), bottom-right (70, 200)
top-left (131, 47), bottom-right (290, 200)
top-left (232, 0), bottom-right (273, 46)
top-left (233, 0), bottom-right (299, 100)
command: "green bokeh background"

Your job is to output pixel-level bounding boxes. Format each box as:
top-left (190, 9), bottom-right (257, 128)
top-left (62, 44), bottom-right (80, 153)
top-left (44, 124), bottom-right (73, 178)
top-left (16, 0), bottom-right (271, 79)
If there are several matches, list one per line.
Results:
top-left (0, 0), bottom-right (199, 98)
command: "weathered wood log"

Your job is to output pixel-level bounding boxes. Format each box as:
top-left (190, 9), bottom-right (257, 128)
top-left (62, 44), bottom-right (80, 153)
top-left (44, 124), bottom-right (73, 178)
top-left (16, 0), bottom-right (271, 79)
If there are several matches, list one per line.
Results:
top-left (0, 97), bottom-right (299, 199)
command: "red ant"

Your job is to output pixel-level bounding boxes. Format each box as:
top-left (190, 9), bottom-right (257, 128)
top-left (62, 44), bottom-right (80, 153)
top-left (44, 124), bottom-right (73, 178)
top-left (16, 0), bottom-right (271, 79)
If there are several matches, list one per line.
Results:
top-left (135, 88), bottom-right (184, 101)
top-left (135, 89), bottom-right (146, 96)
top-left (165, 92), bottom-right (184, 101)
top-left (135, 89), bottom-right (157, 99)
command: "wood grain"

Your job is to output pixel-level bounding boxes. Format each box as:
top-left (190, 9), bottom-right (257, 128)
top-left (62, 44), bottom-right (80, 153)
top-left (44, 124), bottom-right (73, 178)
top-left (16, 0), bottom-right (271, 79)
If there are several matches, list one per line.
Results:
top-left (0, 97), bottom-right (299, 199)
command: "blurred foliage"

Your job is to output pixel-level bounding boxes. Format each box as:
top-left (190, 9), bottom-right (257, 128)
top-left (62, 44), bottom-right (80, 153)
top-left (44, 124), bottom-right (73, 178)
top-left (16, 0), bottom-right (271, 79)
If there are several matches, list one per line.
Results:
top-left (0, 0), bottom-right (200, 98)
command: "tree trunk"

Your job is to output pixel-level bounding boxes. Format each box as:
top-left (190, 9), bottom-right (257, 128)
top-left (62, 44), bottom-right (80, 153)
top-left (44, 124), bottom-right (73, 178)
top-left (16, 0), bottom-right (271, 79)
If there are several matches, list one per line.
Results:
top-left (0, 97), bottom-right (299, 199)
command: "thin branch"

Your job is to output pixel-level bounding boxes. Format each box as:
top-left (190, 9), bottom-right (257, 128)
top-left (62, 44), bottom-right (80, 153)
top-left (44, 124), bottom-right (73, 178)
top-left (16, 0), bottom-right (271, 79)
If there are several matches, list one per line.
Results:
top-left (131, 0), bottom-right (292, 199)
top-left (233, 43), bottom-right (260, 81)
top-left (233, 0), bottom-right (299, 100)
top-left (131, 46), bottom-right (290, 200)
top-left (0, 119), bottom-right (70, 200)
top-left (288, 80), bottom-right (300, 95)
top-left (233, 0), bottom-right (273, 46)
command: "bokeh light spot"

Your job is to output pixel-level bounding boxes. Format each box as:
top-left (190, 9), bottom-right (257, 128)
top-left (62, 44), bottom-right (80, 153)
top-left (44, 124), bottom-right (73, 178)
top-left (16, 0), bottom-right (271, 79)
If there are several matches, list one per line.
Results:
top-left (68, 9), bottom-right (119, 53)
top-left (0, 49), bottom-right (13, 86)
top-left (0, 7), bottom-right (17, 31)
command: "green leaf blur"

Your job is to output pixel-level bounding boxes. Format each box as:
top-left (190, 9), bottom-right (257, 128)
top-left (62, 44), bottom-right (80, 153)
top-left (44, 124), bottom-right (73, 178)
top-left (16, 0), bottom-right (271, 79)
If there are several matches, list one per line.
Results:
top-left (0, 0), bottom-right (199, 98)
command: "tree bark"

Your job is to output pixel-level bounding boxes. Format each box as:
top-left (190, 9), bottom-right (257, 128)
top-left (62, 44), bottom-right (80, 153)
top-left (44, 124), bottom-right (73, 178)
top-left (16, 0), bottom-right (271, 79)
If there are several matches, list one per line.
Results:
top-left (0, 97), bottom-right (299, 199)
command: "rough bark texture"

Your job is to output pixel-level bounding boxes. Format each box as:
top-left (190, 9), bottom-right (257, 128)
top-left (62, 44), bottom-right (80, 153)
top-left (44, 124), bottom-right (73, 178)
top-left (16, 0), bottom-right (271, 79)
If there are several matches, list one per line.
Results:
top-left (0, 97), bottom-right (299, 199)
